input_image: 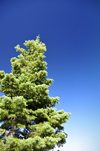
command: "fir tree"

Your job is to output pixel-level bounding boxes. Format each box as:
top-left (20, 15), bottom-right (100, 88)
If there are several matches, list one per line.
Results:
top-left (0, 36), bottom-right (70, 151)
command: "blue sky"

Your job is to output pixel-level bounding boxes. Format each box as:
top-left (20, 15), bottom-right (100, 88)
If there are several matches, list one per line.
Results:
top-left (0, 0), bottom-right (100, 151)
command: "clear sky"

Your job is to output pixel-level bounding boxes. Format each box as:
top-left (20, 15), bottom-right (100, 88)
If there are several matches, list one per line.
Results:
top-left (0, 0), bottom-right (100, 151)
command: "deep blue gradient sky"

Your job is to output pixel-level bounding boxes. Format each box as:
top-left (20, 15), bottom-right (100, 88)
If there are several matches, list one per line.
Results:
top-left (0, 1), bottom-right (100, 151)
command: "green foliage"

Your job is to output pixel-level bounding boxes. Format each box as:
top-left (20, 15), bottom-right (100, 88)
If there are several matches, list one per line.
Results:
top-left (0, 36), bottom-right (71, 150)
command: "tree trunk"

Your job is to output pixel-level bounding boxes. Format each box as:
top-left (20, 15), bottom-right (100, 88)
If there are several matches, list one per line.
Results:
top-left (8, 126), bottom-right (16, 137)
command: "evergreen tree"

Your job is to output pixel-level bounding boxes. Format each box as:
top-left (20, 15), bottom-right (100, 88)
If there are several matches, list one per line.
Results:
top-left (0, 36), bottom-right (70, 151)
